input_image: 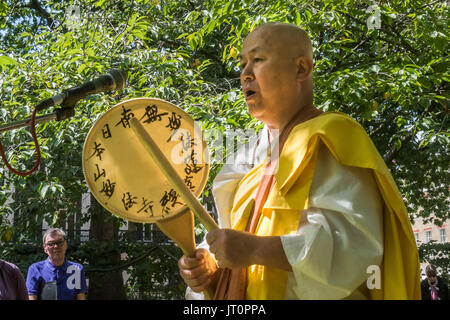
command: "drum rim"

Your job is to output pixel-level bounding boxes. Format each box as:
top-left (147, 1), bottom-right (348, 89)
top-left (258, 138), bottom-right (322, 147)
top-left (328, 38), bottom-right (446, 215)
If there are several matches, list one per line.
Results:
top-left (82, 97), bottom-right (210, 223)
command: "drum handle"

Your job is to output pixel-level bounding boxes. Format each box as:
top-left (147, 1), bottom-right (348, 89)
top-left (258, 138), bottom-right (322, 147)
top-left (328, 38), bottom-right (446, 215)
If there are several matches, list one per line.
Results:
top-left (130, 118), bottom-right (219, 232)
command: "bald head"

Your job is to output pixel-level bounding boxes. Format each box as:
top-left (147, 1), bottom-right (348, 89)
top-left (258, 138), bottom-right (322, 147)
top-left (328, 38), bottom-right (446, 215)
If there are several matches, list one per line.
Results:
top-left (245, 23), bottom-right (313, 60)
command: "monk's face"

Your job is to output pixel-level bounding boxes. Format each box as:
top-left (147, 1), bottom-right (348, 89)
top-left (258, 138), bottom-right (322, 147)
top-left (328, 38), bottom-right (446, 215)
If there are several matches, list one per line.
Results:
top-left (239, 26), bottom-right (302, 127)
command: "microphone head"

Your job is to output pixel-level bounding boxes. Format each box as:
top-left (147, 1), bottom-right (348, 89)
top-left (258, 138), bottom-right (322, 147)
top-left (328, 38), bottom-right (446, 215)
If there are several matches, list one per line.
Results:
top-left (107, 68), bottom-right (127, 90)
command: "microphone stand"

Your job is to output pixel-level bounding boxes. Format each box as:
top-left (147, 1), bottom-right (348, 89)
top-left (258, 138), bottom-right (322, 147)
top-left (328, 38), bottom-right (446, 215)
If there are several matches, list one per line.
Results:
top-left (0, 105), bottom-right (75, 133)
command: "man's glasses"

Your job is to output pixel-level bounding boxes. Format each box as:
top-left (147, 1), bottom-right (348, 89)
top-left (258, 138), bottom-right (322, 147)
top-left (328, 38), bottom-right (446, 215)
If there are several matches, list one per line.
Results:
top-left (45, 239), bottom-right (66, 247)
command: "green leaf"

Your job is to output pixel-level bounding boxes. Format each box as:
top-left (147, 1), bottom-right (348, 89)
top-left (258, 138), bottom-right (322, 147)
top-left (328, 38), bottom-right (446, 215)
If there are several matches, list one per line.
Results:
top-left (188, 33), bottom-right (198, 51)
top-left (295, 11), bottom-right (301, 25)
top-left (0, 55), bottom-right (17, 65)
top-left (94, 0), bottom-right (107, 8)
top-left (77, 64), bottom-right (86, 74)
top-left (39, 184), bottom-right (49, 199)
top-left (132, 28), bottom-right (147, 40)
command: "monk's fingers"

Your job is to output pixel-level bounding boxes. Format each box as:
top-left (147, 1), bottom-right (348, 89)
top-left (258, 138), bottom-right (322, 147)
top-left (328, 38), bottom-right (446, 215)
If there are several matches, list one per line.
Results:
top-left (206, 229), bottom-right (221, 246)
top-left (180, 264), bottom-right (213, 293)
top-left (208, 243), bottom-right (217, 256)
top-left (179, 262), bottom-right (209, 280)
top-left (195, 248), bottom-right (210, 259)
top-left (178, 255), bottom-right (203, 270)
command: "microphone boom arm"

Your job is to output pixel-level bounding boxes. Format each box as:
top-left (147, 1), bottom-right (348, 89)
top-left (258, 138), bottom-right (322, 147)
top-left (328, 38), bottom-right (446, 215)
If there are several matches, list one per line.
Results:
top-left (0, 106), bottom-right (77, 133)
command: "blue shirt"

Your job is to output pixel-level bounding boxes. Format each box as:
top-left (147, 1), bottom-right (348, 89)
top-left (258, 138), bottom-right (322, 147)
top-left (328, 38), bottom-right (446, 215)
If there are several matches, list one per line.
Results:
top-left (26, 258), bottom-right (88, 300)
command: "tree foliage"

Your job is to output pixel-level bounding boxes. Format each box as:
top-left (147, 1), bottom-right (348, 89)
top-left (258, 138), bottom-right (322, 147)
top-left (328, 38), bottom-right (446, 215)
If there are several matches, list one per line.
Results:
top-left (0, 0), bottom-right (448, 298)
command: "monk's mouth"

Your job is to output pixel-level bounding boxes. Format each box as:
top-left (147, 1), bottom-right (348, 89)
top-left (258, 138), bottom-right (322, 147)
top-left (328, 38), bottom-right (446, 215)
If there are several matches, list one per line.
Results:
top-left (246, 90), bottom-right (256, 98)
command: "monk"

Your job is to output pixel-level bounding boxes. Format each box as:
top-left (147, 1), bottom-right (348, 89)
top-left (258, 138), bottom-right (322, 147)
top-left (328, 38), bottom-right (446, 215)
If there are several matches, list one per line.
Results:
top-left (178, 22), bottom-right (421, 300)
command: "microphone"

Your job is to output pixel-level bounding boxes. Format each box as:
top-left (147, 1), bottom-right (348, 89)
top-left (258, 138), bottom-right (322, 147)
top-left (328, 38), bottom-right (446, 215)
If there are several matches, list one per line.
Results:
top-left (36, 68), bottom-right (127, 111)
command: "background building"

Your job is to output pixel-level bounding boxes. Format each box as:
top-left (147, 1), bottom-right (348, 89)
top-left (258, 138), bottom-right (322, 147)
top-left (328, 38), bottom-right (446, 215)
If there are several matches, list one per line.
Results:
top-left (412, 215), bottom-right (450, 279)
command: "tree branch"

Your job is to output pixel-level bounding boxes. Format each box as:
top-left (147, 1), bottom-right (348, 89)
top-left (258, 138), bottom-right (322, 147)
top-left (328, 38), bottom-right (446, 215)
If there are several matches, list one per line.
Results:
top-left (383, 131), bottom-right (416, 163)
top-left (337, 9), bottom-right (419, 55)
top-left (369, 110), bottom-right (403, 137)
top-left (28, 0), bottom-right (55, 28)
top-left (383, 102), bottom-right (432, 163)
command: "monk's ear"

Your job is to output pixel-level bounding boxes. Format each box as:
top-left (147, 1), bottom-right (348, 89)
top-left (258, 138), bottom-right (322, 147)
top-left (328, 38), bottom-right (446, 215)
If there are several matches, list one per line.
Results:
top-left (295, 56), bottom-right (313, 81)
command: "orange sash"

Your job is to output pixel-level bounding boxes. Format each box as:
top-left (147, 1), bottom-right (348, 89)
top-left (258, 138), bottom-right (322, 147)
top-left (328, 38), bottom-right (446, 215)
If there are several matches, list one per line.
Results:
top-left (212, 110), bottom-right (317, 300)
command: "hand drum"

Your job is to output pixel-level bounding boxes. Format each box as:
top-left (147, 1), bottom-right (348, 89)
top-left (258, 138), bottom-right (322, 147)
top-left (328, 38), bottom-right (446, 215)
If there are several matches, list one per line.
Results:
top-left (82, 97), bottom-right (217, 256)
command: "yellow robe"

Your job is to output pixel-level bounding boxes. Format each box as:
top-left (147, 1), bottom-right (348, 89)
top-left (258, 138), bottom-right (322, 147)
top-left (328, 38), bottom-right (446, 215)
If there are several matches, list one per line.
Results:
top-left (229, 112), bottom-right (421, 300)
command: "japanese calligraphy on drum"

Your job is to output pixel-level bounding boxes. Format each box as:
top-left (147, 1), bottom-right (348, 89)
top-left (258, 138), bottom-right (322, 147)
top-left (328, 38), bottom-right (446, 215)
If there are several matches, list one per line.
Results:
top-left (82, 98), bottom-right (209, 223)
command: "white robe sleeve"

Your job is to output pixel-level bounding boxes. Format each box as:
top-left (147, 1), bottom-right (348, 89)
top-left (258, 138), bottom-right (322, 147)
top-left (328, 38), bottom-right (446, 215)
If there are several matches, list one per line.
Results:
top-left (280, 145), bottom-right (384, 299)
